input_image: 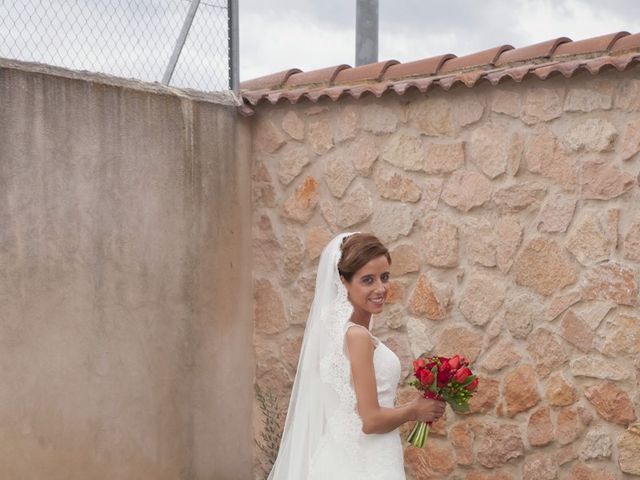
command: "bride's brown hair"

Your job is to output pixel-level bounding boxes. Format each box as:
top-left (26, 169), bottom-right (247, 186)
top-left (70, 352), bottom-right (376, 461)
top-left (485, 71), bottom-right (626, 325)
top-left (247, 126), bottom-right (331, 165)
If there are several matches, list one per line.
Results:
top-left (338, 233), bottom-right (391, 282)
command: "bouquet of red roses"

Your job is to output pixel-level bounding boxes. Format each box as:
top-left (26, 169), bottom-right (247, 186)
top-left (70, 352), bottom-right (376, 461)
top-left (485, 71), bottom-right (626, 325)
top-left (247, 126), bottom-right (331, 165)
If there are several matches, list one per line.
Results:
top-left (407, 354), bottom-right (478, 448)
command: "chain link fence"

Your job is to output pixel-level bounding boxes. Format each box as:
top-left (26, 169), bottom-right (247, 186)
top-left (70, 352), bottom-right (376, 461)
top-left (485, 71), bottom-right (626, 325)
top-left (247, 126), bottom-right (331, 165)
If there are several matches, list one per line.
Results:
top-left (0, 0), bottom-right (236, 92)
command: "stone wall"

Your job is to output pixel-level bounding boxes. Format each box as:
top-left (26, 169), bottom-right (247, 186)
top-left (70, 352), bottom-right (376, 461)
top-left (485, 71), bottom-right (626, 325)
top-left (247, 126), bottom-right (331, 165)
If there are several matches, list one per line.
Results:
top-left (252, 69), bottom-right (640, 478)
top-left (0, 60), bottom-right (253, 479)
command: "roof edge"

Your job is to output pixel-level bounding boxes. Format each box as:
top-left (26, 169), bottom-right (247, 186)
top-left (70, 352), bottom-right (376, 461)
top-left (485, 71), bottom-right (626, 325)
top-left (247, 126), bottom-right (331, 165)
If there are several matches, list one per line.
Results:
top-left (241, 31), bottom-right (640, 108)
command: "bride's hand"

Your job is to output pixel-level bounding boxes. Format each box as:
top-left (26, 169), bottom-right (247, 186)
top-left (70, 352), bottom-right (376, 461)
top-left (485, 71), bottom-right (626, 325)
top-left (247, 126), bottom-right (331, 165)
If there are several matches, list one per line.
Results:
top-left (410, 396), bottom-right (446, 423)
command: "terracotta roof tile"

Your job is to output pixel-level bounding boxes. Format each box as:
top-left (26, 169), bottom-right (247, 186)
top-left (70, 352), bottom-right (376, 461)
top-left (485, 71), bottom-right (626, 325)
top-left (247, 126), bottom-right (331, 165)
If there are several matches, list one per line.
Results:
top-left (439, 69), bottom-right (487, 89)
top-left (383, 54), bottom-right (455, 80)
top-left (285, 64), bottom-right (350, 88)
top-left (585, 54), bottom-right (638, 74)
top-left (390, 77), bottom-right (435, 95)
top-left (266, 90), bottom-right (290, 104)
top-left (322, 85), bottom-right (351, 102)
top-left (534, 59), bottom-right (583, 79)
top-left (333, 59), bottom-right (399, 84)
top-left (306, 86), bottom-right (345, 102)
top-left (240, 31), bottom-right (640, 110)
top-left (612, 32), bottom-right (640, 53)
top-left (439, 45), bottom-right (513, 73)
top-left (553, 31), bottom-right (629, 56)
top-left (243, 89), bottom-right (272, 106)
top-left (239, 68), bottom-right (301, 91)
top-left (268, 88), bottom-right (308, 104)
top-left (495, 37), bottom-right (571, 66)
top-left (486, 63), bottom-right (541, 84)
top-left (347, 84), bottom-right (378, 99)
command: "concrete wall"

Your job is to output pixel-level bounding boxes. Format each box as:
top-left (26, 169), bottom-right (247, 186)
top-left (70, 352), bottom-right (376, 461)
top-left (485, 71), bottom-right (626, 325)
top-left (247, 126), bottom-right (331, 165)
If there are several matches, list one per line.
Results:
top-left (251, 69), bottom-right (640, 478)
top-left (0, 60), bottom-right (253, 479)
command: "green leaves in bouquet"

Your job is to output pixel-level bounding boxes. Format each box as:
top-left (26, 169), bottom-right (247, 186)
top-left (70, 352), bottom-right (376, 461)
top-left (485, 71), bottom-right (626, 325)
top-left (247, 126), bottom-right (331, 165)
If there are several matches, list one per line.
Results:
top-left (428, 366), bottom-right (439, 394)
top-left (461, 374), bottom-right (477, 387)
top-left (441, 373), bottom-right (476, 414)
top-left (407, 378), bottom-right (424, 390)
top-left (449, 400), bottom-right (471, 413)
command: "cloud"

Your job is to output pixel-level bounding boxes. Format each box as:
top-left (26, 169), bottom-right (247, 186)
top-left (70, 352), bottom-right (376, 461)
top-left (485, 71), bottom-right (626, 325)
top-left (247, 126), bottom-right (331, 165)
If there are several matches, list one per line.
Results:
top-left (241, 0), bottom-right (640, 80)
top-left (1, 0), bottom-right (638, 89)
top-left (513, 0), bottom-right (640, 44)
top-left (241, 0), bottom-right (354, 28)
top-left (240, 8), bottom-right (355, 80)
top-left (377, 0), bottom-right (640, 62)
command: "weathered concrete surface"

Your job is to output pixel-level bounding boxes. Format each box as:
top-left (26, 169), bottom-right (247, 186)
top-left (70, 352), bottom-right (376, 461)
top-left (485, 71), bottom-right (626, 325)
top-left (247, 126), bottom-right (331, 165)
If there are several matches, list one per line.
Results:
top-left (0, 62), bottom-right (252, 479)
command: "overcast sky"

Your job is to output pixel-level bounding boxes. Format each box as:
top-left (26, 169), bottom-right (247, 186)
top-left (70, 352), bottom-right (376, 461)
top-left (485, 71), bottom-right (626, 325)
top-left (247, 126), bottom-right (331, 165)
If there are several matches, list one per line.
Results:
top-left (239, 0), bottom-right (640, 81)
top-left (1, 0), bottom-right (639, 90)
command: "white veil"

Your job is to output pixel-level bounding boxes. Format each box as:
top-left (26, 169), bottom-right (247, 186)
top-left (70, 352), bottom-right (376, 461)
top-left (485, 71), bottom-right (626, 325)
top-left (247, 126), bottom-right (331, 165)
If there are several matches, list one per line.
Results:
top-left (267, 232), bottom-right (360, 479)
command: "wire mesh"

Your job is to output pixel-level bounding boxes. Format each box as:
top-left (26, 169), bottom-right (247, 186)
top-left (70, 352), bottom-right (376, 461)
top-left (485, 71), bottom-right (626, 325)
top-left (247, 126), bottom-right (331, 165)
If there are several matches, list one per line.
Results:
top-left (0, 0), bottom-right (231, 92)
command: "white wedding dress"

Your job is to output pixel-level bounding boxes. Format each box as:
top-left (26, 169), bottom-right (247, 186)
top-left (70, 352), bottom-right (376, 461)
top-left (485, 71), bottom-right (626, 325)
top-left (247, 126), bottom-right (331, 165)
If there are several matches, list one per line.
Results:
top-left (307, 321), bottom-right (406, 480)
top-left (267, 233), bottom-right (406, 480)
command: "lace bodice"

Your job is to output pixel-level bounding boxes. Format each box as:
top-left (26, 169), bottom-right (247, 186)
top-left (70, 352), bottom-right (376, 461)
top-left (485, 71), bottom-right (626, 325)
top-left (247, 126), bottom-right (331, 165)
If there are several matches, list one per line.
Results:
top-left (345, 321), bottom-right (402, 409)
top-left (309, 319), bottom-right (406, 480)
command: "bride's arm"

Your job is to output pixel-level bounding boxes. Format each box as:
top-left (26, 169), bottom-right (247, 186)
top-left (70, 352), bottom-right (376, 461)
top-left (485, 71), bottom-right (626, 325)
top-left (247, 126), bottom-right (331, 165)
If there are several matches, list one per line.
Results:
top-left (345, 326), bottom-right (444, 435)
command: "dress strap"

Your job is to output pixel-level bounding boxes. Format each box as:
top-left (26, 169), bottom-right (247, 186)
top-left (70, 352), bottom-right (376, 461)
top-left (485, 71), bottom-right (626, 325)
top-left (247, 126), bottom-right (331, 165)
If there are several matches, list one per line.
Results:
top-left (345, 322), bottom-right (379, 347)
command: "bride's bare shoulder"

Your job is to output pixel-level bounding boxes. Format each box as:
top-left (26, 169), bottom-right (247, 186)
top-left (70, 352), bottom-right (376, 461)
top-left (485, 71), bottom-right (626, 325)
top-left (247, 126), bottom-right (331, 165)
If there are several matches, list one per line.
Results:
top-left (345, 324), bottom-right (376, 350)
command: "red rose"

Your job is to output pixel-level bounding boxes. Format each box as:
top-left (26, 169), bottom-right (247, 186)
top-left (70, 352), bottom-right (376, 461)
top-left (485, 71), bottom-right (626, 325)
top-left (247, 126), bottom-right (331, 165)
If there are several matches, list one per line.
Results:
top-left (437, 369), bottom-right (453, 387)
top-left (466, 378), bottom-right (479, 391)
top-left (424, 390), bottom-right (442, 401)
top-left (453, 367), bottom-right (472, 383)
top-left (419, 368), bottom-right (435, 386)
top-left (438, 359), bottom-right (453, 379)
top-left (413, 358), bottom-right (426, 371)
top-left (449, 355), bottom-right (461, 370)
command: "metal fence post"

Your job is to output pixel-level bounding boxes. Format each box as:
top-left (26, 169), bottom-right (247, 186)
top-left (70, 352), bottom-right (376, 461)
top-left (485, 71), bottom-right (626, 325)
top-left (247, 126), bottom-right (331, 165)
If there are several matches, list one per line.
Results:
top-left (228, 0), bottom-right (239, 91)
top-left (162, 0), bottom-right (201, 85)
top-left (356, 0), bottom-right (378, 66)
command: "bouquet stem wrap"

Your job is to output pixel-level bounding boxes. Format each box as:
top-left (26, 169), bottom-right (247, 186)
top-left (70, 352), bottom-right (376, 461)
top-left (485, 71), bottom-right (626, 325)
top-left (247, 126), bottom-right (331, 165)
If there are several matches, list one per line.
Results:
top-left (407, 420), bottom-right (430, 448)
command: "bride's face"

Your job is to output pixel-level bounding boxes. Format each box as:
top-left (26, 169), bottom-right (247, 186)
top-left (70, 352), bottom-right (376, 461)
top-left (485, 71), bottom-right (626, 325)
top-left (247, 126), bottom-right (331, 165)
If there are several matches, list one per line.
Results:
top-left (341, 255), bottom-right (391, 316)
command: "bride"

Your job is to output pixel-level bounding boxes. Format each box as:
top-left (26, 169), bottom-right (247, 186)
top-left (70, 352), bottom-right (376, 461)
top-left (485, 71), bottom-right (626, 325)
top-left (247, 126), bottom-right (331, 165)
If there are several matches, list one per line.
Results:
top-left (267, 232), bottom-right (445, 479)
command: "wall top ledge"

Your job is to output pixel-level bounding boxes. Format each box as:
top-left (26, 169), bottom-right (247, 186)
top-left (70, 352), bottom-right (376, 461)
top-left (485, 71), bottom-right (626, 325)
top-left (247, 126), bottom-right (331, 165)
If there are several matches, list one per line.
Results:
top-left (0, 57), bottom-right (240, 107)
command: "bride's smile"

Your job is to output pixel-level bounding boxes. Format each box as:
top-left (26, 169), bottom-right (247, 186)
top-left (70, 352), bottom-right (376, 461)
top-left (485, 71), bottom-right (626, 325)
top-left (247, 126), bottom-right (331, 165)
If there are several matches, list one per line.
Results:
top-left (340, 254), bottom-right (390, 320)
